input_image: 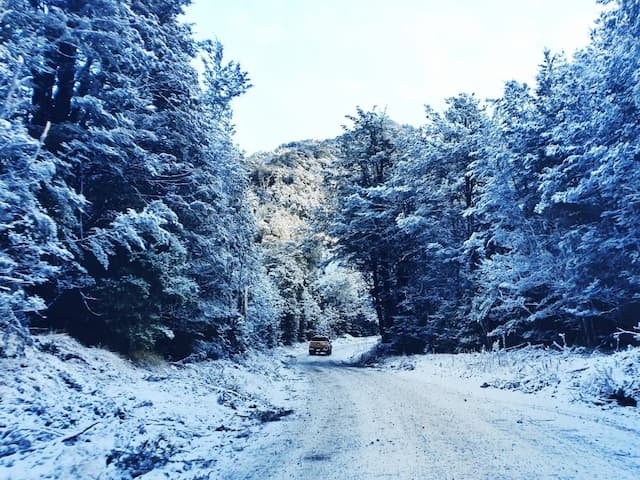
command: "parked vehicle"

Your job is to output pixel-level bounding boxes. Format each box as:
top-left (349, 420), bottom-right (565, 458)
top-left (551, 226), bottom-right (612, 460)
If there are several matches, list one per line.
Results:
top-left (308, 335), bottom-right (332, 356)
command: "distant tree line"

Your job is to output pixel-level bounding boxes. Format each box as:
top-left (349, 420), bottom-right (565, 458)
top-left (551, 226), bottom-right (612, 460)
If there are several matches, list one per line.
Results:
top-left (247, 143), bottom-right (378, 344)
top-left (333, 0), bottom-right (640, 352)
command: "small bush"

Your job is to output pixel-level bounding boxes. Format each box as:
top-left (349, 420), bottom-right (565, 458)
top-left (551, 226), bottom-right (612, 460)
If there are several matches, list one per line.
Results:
top-left (579, 355), bottom-right (640, 407)
top-left (349, 342), bottom-right (392, 366)
top-left (0, 314), bottom-right (32, 358)
top-left (107, 434), bottom-right (177, 478)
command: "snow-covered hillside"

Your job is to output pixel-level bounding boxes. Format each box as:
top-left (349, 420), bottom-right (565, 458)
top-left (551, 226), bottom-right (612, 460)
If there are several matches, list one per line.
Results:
top-left (247, 141), bottom-right (378, 341)
top-left (0, 334), bottom-right (302, 479)
top-left (249, 141), bottom-right (336, 244)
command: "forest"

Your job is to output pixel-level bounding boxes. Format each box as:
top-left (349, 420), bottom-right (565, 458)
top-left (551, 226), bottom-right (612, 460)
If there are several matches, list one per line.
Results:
top-left (1, 0), bottom-right (639, 360)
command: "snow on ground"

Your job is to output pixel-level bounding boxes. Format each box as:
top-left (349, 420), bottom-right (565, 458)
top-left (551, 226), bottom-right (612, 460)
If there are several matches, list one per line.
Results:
top-left (0, 334), bottom-right (306, 479)
top-left (221, 339), bottom-right (640, 480)
top-left (3, 335), bottom-right (640, 479)
top-left (371, 344), bottom-right (640, 409)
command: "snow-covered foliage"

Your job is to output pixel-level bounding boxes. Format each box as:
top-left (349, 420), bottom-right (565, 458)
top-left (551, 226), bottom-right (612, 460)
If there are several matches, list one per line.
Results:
top-left (0, 8), bottom-right (81, 357)
top-left (0, 0), bottom-right (277, 357)
top-left (393, 95), bottom-right (490, 352)
top-left (332, 0), bottom-right (640, 352)
top-left (333, 109), bottom-right (407, 344)
top-left (468, 0), bottom-right (640, 347)
top-left (249, 141), bottom-right (377, 343)
top-left (376, 344), bottom-right (640, 408)
top-left (317, 262), bottom-right (377, 336)
top-left (0, 0), bottom-right (638, 373)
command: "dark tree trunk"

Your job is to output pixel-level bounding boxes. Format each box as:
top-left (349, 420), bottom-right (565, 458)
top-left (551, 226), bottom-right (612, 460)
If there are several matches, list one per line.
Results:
top-left (464, 173), bottom-right (474, 238)
top-left (29, 5), bottom-right (80, 141)
top-left (30, 60), bottom-right (56, 137)
top-left (370, 261), bottom-right (386, 339)
top-left (51, 41), bottom-right (77, 123)
top-left (371, 259), bottom-right (396, 342)
top-left (582, 317), bottom-right (595, 347)
top-left (380, 264), bottom-right (396, 335)
top-left (370, 257), bottom-right (398, 343)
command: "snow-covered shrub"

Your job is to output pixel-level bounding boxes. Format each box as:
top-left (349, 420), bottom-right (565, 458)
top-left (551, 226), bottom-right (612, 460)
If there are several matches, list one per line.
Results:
top-left (107, 434), bottom-right (177, 477)
top-left (577, 349), bottom-right (640, 406)
top-left (0, 427), bottom-right (34, 458)
top-left (350, 341), bottom-right (393, 366)
top-left (0, 311), bottom-right (32, 358)
top-left (189, 339), bottom-right (229, 361)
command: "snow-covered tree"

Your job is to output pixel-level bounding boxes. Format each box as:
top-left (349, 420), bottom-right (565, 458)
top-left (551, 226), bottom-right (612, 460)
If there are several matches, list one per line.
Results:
top-left (472, 0), bottom-right (640, 347)
top-left (390, 94), bottom-right (491, 351)
top-left (533, 0), bottom-right (640, 344)
top-left (317, 262), bottom-right (377, 337)
top-left (333, 108), bottom-right (403, 342)
top-left (0, 2), bottom-right (83, 356)
top-left (1, 0), bottom-right (274, 357)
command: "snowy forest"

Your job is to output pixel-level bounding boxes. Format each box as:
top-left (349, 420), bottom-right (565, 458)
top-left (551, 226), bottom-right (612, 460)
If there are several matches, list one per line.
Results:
top-left (2, 0), bottom-right (640, 361)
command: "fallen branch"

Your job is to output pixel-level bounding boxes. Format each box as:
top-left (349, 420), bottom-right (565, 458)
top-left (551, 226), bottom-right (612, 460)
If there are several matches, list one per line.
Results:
top-left (210, 386), bottom-right (250, 399)
top-left (565, 367), bottom-right (590, 374)
top-left (501, 342), bottom-right (528, 352)
top-left (613, 327), bottom-right (640, 340)
top-left (61, 421), bottom-right (100, 444)
top-left (8, 422), bottom-right (102, 457)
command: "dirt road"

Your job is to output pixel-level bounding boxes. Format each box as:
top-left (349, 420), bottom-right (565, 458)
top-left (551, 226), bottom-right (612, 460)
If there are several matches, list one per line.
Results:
top-left (216, 338), bottom-right (640, 480)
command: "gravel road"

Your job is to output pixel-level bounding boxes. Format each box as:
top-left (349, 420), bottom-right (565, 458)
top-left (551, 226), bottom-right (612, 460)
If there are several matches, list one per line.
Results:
top-left (217, 338), bottom-right (640, 480)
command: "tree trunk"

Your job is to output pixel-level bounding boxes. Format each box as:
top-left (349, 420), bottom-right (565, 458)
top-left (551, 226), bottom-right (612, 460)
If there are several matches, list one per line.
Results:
top-left (242, 286), bottom-right (249, 318)
top-left (370, 260), bottom-right (388, 341)
top-left (51, 41), bottom-right (76, 123)
top-left (29, 9), bottom-right (79, 142)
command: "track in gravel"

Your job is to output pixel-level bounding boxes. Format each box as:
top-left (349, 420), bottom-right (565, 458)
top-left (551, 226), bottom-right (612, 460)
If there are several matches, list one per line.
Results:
top-left (218, 339), bottom-right (640, 480)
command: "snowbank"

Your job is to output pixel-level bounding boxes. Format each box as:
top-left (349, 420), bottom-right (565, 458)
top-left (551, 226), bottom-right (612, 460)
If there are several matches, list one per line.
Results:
top-left (0, 334), bottom-right (302, 479)
top-left (374, 344), bottom-right (640, 409)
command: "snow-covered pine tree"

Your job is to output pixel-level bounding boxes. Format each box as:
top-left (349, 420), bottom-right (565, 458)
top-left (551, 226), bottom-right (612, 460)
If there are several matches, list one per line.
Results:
top-left (532, 0), bottom-right (640, 345)
top-left (334, 108), bottom-right (403, 343)
top-left (1, 0), bottom-right (274, 357)
top-left (472, 0), bottom-right (640, 347)
top-left (391, 94), bottom-right (490, 352)
top-left (0, 3), bottom-right (81, 356)
top-left (10, 0), bottom-right (197, 354)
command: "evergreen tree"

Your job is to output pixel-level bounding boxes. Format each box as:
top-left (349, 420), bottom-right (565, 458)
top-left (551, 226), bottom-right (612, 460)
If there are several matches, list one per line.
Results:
top-left (0, 4), bottom-right (81, 355)
top-left (1, 0), bottom-right (271, 357)
top-left (533, 0), bottom-right (640, 344)
top-left (391, 94), bottom-right (490, 351)
top-left (473, 0), bottom-right (640, 346)
top-left (334, 108), bottom-right (402, 343)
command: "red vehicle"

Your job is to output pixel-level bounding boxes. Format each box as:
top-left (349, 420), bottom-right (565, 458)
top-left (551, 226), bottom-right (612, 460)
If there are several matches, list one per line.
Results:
top-left (308, 335), bottom-right (332, 356)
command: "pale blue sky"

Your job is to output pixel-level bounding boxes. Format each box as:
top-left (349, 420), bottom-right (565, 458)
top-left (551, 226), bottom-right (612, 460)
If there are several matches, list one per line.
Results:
top-left (184, 1), bottom-right (602, 153)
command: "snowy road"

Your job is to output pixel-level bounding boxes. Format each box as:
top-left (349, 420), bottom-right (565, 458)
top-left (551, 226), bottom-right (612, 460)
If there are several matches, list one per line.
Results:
top-left (217, 338), bottom-right (640, 480)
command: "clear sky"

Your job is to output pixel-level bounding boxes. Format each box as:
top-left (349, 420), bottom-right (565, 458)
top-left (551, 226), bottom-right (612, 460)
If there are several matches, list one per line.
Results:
top-left (183, 1), bottom-right (602, 154)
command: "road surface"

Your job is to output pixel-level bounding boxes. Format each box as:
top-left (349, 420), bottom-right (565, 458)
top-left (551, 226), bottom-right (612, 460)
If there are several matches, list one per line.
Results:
top-left (217, 338), bottom-right (640, 480)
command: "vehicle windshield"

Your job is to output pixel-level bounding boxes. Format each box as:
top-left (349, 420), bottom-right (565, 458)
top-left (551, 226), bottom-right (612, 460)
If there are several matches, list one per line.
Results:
top-left (310, 336), bottom-right (329, 341)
